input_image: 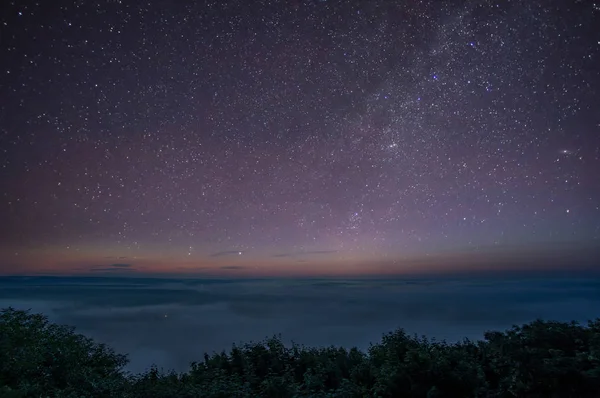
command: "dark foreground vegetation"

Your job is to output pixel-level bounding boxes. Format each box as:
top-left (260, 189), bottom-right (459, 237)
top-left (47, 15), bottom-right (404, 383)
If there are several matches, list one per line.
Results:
top-left (1, 308), bottom-right (600, 397)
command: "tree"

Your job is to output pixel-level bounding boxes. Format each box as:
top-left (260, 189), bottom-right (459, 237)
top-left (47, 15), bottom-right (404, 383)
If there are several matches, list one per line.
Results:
top-left (0, 307), bottom-right (129, 397)
top-left (2, 306), bottom-right (600, 397)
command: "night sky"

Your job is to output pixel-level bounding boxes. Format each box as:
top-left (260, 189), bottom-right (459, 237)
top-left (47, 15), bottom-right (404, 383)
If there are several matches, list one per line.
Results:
top-left (1, 0), bottom-right (599, 277)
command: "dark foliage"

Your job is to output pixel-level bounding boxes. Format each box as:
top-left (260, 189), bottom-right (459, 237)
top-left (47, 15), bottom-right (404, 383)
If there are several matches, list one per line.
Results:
top-left (1, 307), bottom-right (600, 397)
top-left (0, 307), bottom-right (128, 397)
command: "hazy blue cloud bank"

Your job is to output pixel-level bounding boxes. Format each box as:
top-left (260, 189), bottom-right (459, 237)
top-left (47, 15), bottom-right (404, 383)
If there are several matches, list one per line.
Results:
top-left (1, 276), bottom-right (599, 374)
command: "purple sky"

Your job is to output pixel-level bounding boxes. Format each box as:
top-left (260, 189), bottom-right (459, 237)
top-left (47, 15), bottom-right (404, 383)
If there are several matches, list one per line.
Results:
top-left (1, 0), bottom-right (599, 276)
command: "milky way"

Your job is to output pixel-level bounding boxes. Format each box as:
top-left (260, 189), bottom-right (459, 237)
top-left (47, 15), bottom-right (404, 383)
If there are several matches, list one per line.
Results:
top-left (1, 0), bottom-right (599, 276)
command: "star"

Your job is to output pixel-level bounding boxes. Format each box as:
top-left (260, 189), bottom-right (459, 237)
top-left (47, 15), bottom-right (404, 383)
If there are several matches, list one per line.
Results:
top-left (0, 0), bottom-right (597, 276)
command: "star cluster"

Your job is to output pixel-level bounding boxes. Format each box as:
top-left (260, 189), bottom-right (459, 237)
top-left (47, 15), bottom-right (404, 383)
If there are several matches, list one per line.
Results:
top-left (1, 0), bottom-right (599, 275)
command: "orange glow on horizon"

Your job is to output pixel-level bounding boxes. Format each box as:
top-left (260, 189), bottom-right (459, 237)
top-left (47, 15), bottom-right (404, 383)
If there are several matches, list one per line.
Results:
top-left (1, 241), bottom-right (598, 277)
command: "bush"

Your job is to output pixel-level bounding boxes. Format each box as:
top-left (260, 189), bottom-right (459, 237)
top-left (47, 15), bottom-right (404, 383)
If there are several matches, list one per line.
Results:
top-left (2, 307), bottom-right (600, 397)
top-left (0, 307), bottom-right (128, 397)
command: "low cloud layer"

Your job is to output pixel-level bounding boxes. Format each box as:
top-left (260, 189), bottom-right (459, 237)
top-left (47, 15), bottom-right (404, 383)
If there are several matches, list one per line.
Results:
top-left (89, 263), bottom-right (137, 273)
top-left (210, 251), bottom-right (243, 257)
top-left (1, 276), bottom-right (599, 374)
top-left (272, 250), bottom-right (339, 258)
